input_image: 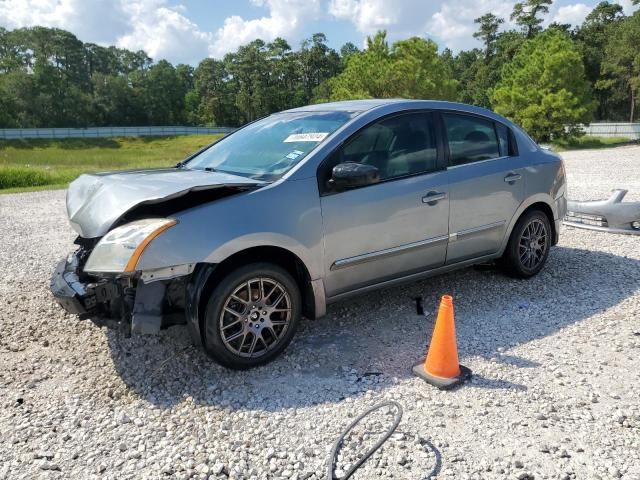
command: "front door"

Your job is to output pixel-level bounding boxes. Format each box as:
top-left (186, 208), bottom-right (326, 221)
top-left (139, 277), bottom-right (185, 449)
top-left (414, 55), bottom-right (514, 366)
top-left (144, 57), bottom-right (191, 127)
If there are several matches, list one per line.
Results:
top-left (442, 112), bottom-right (526, 264)
top-left (319, 112), bottom-right (450, 297)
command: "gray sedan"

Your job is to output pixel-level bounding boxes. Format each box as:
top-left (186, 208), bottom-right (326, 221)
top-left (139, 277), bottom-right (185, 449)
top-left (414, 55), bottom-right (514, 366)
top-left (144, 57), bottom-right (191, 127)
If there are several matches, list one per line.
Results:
top-left (51, 99), bottom-right (567, 369)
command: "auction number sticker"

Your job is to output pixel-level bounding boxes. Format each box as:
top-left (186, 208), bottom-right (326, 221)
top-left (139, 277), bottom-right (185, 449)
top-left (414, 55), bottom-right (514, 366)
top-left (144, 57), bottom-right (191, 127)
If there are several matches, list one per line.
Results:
top-left (283, 133), bottom-right (329, 143)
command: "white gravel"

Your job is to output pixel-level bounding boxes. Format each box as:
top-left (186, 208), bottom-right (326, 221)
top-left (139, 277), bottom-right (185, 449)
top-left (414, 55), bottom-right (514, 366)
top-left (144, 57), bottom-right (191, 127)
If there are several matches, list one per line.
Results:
top-left (1, 145), bottom-right (639, 480)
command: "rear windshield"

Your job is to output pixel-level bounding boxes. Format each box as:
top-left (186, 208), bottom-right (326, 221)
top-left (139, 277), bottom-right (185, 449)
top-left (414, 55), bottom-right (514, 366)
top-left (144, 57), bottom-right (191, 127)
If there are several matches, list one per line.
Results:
top-left (186, 111), bottom-right (357, 181)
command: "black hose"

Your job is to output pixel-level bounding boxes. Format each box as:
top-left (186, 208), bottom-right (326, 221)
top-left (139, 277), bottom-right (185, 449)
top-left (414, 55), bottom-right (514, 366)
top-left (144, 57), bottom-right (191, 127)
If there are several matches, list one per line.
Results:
top-left (326, 401), bottom-right (403, 480)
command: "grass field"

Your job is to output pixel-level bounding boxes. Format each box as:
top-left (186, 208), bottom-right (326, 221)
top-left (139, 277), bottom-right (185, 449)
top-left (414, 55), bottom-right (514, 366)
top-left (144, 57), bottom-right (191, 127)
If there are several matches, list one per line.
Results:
top-left (550, 135), bottom-right (634, 151)
top-left (0, 133), bottom-right (635, 193)
top-left (0, 135), bottom-right (222, 192)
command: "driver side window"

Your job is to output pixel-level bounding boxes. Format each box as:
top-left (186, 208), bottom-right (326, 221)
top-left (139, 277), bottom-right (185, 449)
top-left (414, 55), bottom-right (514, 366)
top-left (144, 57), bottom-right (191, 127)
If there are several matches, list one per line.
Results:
top-left (335, 112), bottom-right (439, 182)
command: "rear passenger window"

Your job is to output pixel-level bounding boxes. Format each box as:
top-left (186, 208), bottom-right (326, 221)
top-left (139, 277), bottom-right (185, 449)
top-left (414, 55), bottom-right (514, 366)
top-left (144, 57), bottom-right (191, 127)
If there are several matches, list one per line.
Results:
top-left (443, 114), bottom-right (500, 166)
top-left (496, 123), bottom-right (512, 157)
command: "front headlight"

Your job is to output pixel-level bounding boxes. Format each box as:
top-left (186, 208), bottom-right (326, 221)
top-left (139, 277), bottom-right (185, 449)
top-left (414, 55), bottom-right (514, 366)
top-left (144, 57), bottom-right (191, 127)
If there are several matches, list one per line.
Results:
top-left (84, 218), bottom-right (177, 274)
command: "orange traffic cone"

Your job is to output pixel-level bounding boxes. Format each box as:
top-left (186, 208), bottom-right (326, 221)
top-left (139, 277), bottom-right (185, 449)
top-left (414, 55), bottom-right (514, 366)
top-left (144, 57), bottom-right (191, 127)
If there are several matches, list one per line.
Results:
top-left (412, 295), bottom-right (471, 390)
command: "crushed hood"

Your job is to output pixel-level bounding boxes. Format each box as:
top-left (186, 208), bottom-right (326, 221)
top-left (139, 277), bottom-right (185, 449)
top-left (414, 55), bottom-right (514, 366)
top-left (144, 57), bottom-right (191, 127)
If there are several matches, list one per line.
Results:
top-left (67, 168), bottom-right (264, 238)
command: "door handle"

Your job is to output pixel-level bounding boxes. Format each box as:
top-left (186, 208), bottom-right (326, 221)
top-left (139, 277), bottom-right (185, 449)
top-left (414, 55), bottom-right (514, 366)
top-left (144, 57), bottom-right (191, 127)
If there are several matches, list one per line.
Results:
top-left (504, 173), bottom-right (522, 183)
top-left (422, 191), bottom-right (447, 205)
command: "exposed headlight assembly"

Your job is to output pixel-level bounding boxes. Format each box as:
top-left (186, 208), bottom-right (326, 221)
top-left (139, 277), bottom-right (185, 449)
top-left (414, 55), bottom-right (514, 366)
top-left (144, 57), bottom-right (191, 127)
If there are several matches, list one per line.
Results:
top-left (84, 218), bottom-right (177, 273)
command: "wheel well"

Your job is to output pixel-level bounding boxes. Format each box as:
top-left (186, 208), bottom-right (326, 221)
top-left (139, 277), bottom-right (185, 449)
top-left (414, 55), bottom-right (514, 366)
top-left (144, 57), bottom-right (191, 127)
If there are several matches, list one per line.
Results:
top-left (196, 246), bottom-right (316, 330)
top-left (521, 202), bottom-right (557, 244)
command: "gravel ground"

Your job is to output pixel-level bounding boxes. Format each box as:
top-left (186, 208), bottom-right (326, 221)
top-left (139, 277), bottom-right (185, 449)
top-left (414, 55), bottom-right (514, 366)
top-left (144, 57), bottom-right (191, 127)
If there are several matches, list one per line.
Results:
top-left (1, 145), bottom-right (639, 480)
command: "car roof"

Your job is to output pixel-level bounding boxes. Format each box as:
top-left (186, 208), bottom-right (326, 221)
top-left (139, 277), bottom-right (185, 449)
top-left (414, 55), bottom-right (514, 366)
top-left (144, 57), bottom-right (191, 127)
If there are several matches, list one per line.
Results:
top-left (281, 99), bottom-right (501, 118)
top-left (278, 99), bottom-right (539, 180)
top-left (282, 99), bottom-right (407, 113)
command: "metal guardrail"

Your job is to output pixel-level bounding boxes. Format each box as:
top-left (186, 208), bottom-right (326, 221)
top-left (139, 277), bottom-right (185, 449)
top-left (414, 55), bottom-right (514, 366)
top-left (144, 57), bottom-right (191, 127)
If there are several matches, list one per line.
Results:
top-left (0, 126), bottom-right (235, 139)
top-left (3, 123), bottom-right (637, 140)
top-left (580, 123), bottom-right (640, 140)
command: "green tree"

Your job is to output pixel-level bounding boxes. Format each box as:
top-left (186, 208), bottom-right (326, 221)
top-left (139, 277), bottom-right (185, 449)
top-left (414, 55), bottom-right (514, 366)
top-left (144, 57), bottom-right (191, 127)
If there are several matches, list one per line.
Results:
top-left (547, 22), bottom-right (573, 34)
top-left (224, 39), bottom-right (271, 122)
top-left (143, 60), bottom-right (186, 124)
top-left (265, 38), bottom-right (303, 111)
top-left (0, 27), bottom-right (30, 73)
top-left (601, 12), bottom-right (640, 122)
top-left (0, 71), bottom-right (37, 127)
top-left (491, 29), bottom-right (594, 141)
top-left (339, 42), bottom-right (360, 62)
top-left (326, 31), bottom-right (456, 101)
top-left (0, 87), bottom-right (15, 126)
top-left (511, 0), bottom-right (553, 38)
top-left (454, 26), bottom-right (524, 109)
top-left (473, 14), bottom-right (504, 58)
top-left (90, 73), bottom-right (142, 125)
top-left (451, 49), bottom-right (492, 107)
top-left (84, 43), bottom-right (118, 76)
top-left (19, 27), bottom-right (92, 126)
top-left (298, 33), bottom-right (342, 104)
top-left (187, 58), bottom-right (239, 126)
top-left (575, 2), bottom-right (625, 120)
top-left (1, 19), bottom-right (638, 130)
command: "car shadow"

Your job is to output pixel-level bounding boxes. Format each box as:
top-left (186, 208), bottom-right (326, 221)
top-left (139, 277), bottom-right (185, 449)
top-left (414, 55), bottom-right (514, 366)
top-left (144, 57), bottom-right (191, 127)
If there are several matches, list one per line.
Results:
top-left (105, 246), bottom-right (639, 410)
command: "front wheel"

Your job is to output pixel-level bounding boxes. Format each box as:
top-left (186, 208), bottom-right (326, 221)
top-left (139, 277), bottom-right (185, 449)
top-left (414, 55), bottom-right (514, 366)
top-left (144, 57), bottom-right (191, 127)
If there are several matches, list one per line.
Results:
top-left (500, 210), bottom-right (552, 278)
top-left (202, 263), bottom-right (301, 369)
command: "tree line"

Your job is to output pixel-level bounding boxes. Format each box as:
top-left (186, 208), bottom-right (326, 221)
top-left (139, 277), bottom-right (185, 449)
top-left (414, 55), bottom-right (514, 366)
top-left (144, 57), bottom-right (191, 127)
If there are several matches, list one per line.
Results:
top-left (0, 0), bottom-right (639, 141)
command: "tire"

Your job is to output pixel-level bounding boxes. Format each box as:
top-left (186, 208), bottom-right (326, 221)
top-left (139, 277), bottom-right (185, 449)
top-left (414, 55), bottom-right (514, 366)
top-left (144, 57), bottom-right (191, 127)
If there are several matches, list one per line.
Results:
top-left (201, 262), bottom-right (302, 369)
top-left (499, 209), bottom-right (552, 279)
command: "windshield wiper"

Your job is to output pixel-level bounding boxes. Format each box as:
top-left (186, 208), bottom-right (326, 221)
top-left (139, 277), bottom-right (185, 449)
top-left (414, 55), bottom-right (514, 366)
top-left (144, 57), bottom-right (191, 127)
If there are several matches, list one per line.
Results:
top-left (204, 167), bottom-right (217, 172)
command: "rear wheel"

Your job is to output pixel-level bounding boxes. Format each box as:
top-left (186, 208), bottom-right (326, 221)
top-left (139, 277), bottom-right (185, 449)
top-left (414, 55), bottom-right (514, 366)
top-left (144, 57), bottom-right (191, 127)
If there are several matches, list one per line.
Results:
top-left (500, 209), bottom-right (551, 278)
top-left (202, 263), bottom-right (301, 369)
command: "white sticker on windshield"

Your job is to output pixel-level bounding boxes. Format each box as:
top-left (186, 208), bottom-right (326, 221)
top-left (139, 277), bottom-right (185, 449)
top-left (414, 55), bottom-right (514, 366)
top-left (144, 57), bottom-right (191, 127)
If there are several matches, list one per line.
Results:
top-left (284, 133), bottom-right (329, 143)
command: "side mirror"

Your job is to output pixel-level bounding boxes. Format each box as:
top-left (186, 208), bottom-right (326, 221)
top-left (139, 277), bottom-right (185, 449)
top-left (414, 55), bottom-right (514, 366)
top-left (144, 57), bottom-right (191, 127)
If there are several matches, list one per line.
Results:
top-left (330, 162), bottom-right (380, 190)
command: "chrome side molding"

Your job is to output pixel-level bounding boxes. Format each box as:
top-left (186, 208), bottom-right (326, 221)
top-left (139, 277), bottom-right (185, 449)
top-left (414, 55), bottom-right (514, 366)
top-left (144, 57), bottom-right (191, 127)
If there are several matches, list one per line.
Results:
top-left (331, 235), bottom-right (449, 270)
top-left (449, 220), bottom-right (506, 242)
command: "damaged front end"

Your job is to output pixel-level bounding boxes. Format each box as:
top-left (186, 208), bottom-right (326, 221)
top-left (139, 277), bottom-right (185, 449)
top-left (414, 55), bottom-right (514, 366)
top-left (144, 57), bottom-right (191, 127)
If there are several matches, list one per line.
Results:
top-left (564, 189), bottom-right (640, 235)
top-left (51, 167), bottom-right (265, 335)
top-left (50, 235), bottom-right (192, 335)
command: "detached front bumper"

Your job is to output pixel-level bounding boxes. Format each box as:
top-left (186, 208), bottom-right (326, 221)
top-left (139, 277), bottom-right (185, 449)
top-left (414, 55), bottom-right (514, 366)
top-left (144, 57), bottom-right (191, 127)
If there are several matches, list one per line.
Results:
top-left (564, 189), bottom-right (640, 235)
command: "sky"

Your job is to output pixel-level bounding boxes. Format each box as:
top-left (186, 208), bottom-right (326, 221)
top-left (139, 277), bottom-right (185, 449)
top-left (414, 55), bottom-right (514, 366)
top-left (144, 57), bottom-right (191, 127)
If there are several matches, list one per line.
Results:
top-left (0, 0), bottom-right (637, 65)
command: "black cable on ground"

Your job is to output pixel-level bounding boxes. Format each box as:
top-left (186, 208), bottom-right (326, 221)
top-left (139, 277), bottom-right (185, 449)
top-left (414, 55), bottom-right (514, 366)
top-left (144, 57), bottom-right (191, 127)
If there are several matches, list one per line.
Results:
top-left (326, 401), bottom-right (403, 480)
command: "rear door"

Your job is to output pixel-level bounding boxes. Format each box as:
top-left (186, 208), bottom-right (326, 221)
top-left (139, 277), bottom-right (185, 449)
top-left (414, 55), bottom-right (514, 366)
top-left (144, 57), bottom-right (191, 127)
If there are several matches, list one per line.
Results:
top-left (442, 112), bottom-right (526, 264)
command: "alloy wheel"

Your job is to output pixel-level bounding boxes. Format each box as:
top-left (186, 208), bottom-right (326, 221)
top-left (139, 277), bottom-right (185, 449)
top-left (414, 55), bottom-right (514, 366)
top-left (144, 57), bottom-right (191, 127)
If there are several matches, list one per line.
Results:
top-left (219, 277), bottom-right (292, 358)
top-left (518, 218), bottom-right (548, 270)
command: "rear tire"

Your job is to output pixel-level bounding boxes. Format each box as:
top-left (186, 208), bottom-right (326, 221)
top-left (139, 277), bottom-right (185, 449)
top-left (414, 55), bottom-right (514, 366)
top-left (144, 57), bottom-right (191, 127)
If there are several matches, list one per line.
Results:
top-left (201, 262), bottom-right (301, 369)
top-left (499, 209), bottom-right (551, 278)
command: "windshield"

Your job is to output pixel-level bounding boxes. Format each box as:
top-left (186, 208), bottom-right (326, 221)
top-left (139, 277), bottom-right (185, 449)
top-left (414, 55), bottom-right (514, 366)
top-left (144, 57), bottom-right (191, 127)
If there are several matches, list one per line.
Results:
top-left (185, 111), bottom-right (358, 180)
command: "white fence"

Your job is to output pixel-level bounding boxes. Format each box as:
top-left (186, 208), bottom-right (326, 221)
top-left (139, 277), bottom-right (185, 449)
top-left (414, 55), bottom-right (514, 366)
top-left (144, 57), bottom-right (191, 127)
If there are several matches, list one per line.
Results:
top-left (580, 123), bottom-right (640, 140)
top-left (0, 126), bottom-right (235, 139)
